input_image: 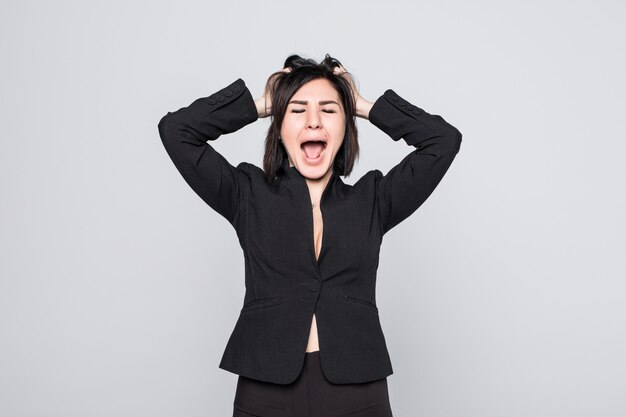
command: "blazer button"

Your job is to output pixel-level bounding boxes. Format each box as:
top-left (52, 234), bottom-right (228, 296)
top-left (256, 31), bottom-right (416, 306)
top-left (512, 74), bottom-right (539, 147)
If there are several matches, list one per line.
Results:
top-left (207, 98), bottom-right (217, 105)
top-left (307, 281), bottom-right (321, 292)
top-left (232, 84), bottom-right (241, 92)
top-left (216, 94), bottom-right (225, 102)
top-left (223, 89), bottom-right (233, 97)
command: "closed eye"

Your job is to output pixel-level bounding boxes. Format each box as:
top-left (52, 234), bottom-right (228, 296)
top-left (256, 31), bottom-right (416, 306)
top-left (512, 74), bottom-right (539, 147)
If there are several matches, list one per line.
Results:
top-left (290, 108), bottom-right (337, 114)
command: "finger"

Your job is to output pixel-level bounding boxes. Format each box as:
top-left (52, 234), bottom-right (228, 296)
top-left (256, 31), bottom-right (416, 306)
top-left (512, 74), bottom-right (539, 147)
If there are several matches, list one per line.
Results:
top-left (333, 65), bottom-right (347, 75)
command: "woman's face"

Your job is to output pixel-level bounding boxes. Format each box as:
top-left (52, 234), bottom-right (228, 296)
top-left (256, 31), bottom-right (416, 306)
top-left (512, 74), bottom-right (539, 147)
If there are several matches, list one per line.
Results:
top-left (280, 78), bottom-right (346, 181)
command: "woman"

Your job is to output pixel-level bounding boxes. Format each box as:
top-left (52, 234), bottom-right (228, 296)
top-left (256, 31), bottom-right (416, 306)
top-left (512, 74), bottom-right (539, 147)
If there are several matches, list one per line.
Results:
top-left (158, 54), bottom-right (462, 417)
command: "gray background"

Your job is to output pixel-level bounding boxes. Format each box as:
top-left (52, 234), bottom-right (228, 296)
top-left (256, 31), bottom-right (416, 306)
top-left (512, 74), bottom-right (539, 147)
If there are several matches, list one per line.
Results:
top-left (1, 0), bottom-right (625, 416)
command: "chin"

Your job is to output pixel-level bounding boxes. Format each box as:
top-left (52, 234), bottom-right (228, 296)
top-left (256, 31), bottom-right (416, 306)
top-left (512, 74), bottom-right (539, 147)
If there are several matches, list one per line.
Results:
top-left (294, 158), bottom-right (333, 180)
top-left (297, 166), bottom-right (329, 180)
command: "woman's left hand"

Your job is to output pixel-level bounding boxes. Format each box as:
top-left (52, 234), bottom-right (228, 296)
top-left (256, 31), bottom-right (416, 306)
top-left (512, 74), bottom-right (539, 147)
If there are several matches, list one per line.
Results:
top-left (334, 65), bottom-right (374, 119)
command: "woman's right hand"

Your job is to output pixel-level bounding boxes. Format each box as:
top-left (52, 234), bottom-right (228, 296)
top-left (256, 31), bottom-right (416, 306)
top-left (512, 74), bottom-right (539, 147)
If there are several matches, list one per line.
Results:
top-left (255, 68), bottom-right (291, 118)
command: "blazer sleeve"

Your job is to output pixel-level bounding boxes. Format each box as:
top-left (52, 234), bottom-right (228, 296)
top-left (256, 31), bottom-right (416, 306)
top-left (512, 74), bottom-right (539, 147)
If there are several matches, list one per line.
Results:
top-left (157, 78), bottom-right (259, 226)
top-left (369, 88), bottom-right (462, 235)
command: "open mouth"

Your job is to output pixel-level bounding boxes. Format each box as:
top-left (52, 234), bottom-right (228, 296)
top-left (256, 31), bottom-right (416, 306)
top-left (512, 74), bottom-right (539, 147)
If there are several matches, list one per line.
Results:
top-left (301, 139), bottom-right (327, 160)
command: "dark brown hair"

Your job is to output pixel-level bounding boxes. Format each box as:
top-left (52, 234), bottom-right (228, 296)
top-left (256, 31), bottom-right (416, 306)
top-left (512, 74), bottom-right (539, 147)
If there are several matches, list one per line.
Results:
top-left (262, 54), bottom-right (359, 181)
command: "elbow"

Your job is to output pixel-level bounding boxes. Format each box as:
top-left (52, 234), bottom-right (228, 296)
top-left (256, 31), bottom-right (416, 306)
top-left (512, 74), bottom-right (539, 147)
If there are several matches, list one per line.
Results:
top-left (441, 125), bottom-right (462, 156)
top-left (158, 111), bottom-right (174, 133)
top-left (157, 112), bottom-right (177, 146)
top-left (432, 114), bottom-right (462, 154)
top-left (450, 126), bottom-right (462, 153)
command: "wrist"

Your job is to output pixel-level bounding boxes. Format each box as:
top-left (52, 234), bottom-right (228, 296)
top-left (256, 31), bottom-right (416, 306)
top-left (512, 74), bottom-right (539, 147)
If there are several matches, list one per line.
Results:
top-left (356, 99), bottom-right (374, 119)
top-left (255, 97), bottom-right (269, 118)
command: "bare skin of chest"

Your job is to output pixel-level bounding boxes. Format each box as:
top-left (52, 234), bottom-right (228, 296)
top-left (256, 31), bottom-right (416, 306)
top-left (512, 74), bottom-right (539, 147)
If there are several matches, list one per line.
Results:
top-left (305, 205), bottom-right (323, 352)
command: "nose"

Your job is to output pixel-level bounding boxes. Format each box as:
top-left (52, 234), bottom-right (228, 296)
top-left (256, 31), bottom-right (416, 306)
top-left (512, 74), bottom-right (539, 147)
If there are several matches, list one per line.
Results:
top-left (306, 110), bottom-right (321, 130)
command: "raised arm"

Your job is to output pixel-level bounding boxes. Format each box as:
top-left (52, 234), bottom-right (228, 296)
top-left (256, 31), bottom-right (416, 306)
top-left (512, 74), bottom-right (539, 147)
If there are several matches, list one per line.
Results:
top-left (334, 66), bottom-right (462, 235)
top-left (157, 78), bottom-right (258, 225)
top-left (369, 89), bottom-right (462, 235)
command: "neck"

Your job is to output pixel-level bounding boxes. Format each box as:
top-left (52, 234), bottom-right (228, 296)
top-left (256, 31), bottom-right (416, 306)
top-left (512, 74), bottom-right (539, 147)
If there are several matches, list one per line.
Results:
top-left (305, 168), bottom-right (333, 203)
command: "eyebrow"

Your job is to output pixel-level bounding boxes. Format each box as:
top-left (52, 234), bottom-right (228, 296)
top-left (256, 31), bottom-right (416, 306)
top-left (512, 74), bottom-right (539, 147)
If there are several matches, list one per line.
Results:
top-left (289, 100), bottom-right (340, 106)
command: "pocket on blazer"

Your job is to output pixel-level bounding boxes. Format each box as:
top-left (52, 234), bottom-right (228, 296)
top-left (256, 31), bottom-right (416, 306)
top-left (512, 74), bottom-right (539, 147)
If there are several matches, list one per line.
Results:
top-left (240, 296), bottom-right (286, 314)
top-left (344, 295), bottom-right (379, 312)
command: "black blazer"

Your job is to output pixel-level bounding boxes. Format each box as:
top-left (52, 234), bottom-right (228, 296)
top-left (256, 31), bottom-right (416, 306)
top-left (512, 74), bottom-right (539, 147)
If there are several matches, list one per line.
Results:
top-left (158, 78), bottom-right (462, 385)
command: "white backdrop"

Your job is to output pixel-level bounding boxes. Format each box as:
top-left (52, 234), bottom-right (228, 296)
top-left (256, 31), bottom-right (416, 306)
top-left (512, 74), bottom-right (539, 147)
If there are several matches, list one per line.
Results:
top-left (1, 0), bottom-right (625, 416)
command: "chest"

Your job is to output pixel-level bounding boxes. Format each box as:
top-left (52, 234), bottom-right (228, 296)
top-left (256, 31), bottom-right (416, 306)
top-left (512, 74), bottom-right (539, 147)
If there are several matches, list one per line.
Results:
top-left (239, 179), bottom-right (383, 278)
top-left (312, 205), bottom-right (323, 260)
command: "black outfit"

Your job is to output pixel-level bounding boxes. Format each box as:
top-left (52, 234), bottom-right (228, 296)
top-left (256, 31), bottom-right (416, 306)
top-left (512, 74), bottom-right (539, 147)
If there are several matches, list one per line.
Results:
top-left (158, 78), bottom-right (461, 388)
top-left (233, 351), bottom-right (393, 417)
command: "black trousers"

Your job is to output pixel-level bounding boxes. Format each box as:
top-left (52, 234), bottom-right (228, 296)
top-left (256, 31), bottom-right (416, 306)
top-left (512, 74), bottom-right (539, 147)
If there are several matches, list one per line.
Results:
top-left (233, 351), bottom-right (393, 417)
